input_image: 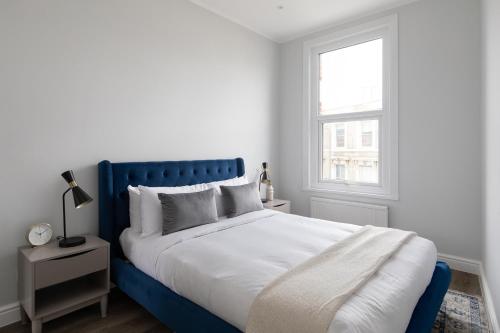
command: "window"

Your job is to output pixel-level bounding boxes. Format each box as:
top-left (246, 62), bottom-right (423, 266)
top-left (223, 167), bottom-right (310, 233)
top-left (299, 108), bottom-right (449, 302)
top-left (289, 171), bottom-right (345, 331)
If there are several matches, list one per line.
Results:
top-left (361, 121), bottom-right (373, 147)
top-left (336, 124), bottom-right (345, 147)
top-left (303, 15), bottom-right (398, 199)
top-left (335, 164), bottom-right (346, 180)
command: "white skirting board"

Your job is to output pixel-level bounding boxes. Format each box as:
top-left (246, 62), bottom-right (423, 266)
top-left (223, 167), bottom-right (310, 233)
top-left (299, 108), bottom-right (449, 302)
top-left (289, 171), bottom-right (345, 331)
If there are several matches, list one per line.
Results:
top-left (0, 301), bottom-right (20, 328)
top-left (480, 264), bottom-right (500, 333)
top-left (437, 253), bottom-right (481, 275)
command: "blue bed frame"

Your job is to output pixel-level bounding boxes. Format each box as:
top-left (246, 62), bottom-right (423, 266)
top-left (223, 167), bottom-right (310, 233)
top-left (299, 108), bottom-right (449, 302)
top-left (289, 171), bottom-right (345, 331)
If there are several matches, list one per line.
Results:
top-left (98, 158), bottom-right (451, 333)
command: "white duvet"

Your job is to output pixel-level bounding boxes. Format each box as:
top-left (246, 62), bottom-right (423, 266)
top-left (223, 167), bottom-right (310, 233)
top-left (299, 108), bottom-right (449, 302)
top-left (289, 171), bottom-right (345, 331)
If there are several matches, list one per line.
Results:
top-left (120, 210), bottom-right (437, 333)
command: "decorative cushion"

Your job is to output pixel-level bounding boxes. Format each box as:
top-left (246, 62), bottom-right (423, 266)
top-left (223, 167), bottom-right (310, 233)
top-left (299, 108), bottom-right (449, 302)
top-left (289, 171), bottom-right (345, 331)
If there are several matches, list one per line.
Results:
top-left (220, 182), bottom-right (264, 218)
top-left (207, 176), bottom-right (248, 217)
top-left (158, 188), bottom-right (218, 235)
top-left (139, 183), bottom-right (209, 236)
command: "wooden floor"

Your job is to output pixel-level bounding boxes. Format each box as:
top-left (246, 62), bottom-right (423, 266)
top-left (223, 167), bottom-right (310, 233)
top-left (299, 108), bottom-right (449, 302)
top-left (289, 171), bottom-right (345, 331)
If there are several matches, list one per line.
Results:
top-left (0, 290), bottom-right (172, 333)
top-left (449, 269), bottom-right (482, 296)
top-left (1, 270), bottom-right (482, 333)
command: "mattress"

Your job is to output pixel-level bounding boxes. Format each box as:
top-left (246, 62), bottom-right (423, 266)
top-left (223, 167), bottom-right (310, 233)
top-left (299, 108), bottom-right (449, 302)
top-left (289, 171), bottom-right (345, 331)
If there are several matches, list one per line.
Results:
top-left (120, 209), bottom-right (437, 333)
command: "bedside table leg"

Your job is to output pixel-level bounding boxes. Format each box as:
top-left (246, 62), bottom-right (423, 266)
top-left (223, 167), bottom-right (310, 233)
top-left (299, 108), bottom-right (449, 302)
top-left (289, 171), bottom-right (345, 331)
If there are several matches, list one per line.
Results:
top-left (100, 295), bottom-right (108, 318)
top-left (31, 319), bottom-right (42, 333)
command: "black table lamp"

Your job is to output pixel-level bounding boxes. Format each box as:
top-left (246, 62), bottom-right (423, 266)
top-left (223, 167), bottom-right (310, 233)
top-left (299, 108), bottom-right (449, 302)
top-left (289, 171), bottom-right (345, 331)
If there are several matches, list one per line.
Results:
top-left (60, 170), bottom-right (93, 248)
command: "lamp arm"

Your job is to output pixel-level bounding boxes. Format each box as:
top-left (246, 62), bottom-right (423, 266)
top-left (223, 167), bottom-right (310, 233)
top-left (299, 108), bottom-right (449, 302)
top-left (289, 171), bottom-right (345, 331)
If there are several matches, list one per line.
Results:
top-left (62, 187), bottom-right (71, 239)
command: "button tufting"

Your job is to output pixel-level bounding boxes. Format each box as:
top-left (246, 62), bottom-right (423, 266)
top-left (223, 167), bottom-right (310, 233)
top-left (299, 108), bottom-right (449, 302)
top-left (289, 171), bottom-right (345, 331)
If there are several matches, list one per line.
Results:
top-left (147, 172), bottom-right (153, 179)
top-left (179, 171), bottom-right (184, 176)
top-left (193, 170), bottom-right (197, 175)
top-left (163, 171), bottom-right (168, 177)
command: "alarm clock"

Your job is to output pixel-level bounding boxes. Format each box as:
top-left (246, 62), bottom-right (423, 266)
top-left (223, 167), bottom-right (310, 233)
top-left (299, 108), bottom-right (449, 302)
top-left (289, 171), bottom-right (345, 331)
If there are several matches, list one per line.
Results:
top-left (26, 223), bottom-right (53, 246)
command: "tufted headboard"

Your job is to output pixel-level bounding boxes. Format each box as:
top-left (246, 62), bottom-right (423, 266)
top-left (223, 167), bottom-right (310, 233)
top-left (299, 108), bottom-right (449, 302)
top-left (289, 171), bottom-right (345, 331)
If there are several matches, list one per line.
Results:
top-left (98, 158), bottom-right (245, 258)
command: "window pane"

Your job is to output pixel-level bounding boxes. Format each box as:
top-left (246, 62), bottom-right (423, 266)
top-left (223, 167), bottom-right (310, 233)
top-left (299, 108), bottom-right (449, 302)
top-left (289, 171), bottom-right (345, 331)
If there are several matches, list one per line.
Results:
top-left (336, 124), bottom-right (345, 147)
top-left (361, 120), bottom-right (373, 147)
top-left (322, 119), bottom-right (379, 184)
top-left (319, 39), bottom-right (383, 115)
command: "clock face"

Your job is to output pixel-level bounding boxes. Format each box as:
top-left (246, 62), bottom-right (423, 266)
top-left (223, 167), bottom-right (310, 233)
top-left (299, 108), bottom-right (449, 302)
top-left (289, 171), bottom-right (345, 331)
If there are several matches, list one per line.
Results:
top-left (27, 223), bottom-right (53, 246)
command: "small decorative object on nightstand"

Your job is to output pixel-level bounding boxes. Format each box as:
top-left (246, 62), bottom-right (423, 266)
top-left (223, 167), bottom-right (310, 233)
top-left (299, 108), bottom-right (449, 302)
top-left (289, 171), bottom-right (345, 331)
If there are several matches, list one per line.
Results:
top-left (263, 199), bottom-right (291, 214)
top-left (259, 162), bottom-right (274, 202)
top-left (26, 223), bottom-right (53, 247)
top-left (18, 235), bottom-right (109, 333)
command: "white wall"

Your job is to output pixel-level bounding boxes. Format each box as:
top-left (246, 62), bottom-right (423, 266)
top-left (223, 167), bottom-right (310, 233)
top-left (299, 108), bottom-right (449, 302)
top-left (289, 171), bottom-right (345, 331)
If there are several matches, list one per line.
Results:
top-left (278, 0), bottom-right (482, 260)
top-left (0, 0), bottom-right (279, 307)
top-left (482, 0), bottom-right (500, 325)
top-left (0, 0), bottom-right (490, 323)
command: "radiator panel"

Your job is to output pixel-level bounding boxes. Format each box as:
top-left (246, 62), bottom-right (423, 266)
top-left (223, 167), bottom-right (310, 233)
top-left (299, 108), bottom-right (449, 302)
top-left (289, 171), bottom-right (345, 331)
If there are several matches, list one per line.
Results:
top-left (310, 197), bottom-right (388, 227)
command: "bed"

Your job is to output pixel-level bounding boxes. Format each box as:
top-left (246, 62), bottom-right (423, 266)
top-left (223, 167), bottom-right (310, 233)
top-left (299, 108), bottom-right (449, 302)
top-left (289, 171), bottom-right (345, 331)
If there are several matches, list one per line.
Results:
top-left (98, 158), bottom-right (451, 333)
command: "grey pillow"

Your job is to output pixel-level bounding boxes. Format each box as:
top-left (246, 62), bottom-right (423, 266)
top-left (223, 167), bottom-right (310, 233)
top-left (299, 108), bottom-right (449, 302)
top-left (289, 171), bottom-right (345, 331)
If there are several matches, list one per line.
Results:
top-left (157, 188), bottom-right (218, 235)
top-left (220, 182), bottom-right (264, 218)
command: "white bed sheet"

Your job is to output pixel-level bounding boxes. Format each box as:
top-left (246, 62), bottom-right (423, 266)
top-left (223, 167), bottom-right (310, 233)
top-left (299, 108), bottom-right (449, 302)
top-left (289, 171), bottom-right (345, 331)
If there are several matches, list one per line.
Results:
top-left (120, 210), bottom-right (437, 333)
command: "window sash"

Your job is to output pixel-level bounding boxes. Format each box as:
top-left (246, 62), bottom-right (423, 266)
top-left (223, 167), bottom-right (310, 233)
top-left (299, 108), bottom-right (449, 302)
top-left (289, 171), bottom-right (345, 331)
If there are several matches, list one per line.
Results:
top-left (318, 116), bottom-right (382, 186)
top-left (318, 38), bottom-right (383, 116)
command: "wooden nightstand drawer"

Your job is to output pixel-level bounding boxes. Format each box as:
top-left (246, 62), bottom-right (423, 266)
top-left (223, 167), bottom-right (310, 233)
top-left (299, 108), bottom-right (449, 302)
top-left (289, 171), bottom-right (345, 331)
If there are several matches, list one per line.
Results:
top-left (35, 247), bottom-right (107, 289)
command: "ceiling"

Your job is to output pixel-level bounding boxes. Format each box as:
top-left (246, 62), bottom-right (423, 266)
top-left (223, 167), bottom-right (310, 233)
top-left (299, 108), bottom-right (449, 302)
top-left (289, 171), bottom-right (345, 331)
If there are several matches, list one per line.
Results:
top-left (190, 0), bottom-right (416, 43)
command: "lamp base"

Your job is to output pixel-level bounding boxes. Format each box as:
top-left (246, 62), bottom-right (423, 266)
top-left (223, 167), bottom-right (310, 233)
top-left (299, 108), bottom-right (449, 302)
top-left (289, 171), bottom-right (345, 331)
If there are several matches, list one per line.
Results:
top-left (59, 236), bottom-right (86, 248)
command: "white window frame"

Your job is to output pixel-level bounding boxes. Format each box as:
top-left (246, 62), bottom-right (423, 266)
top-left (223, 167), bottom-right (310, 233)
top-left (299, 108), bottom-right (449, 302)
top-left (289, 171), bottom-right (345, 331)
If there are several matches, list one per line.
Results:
top-left (302, 15), bottom-right (398, 200)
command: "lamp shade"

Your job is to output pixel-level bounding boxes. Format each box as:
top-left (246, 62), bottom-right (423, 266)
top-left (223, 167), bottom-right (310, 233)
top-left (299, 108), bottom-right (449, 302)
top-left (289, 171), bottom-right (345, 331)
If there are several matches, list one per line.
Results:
top-left (71, 186), bottom-right (93, 208)
top-left (61, 170), bottom-right (93, 208)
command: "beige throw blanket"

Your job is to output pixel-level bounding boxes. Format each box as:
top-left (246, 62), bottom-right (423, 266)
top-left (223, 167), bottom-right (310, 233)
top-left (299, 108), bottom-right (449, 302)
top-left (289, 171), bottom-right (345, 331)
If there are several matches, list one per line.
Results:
top-left (246, 225), bottom-right (416, 333)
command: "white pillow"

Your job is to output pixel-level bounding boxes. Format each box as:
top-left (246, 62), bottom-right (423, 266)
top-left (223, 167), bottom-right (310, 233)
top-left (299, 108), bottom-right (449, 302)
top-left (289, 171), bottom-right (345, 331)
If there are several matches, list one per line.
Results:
top-left (127, 185), bottom-right (142, 233)
top-left (207, 176), bottom-right (248, 217)
top-left (207, 175), bottom-right (248, 193)
top-left (139, 183), bottom-right (209, 237)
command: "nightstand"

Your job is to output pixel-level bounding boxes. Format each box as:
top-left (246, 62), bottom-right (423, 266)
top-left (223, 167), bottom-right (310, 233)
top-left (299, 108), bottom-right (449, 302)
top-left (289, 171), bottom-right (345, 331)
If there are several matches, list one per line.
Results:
top-left (18, 235), bottom-right (110, 333)
top-left (263, 199), bottom-right (291, 213)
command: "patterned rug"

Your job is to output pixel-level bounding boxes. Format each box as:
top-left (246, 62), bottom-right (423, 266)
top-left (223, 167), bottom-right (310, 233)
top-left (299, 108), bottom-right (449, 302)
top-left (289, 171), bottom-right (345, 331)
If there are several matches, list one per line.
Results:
top-left (433, 289), bottom-right (491, 333)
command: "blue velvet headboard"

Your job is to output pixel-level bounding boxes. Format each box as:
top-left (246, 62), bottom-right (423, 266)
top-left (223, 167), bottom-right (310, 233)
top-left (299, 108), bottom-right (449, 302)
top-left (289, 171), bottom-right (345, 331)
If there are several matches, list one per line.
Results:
top-left (98, 158), bottom-right (245, 257)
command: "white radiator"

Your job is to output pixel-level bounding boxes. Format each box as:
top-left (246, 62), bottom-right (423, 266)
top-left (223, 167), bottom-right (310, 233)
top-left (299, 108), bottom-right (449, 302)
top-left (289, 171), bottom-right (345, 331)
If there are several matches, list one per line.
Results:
top-left (310, 197), bottom-right (388, 227)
